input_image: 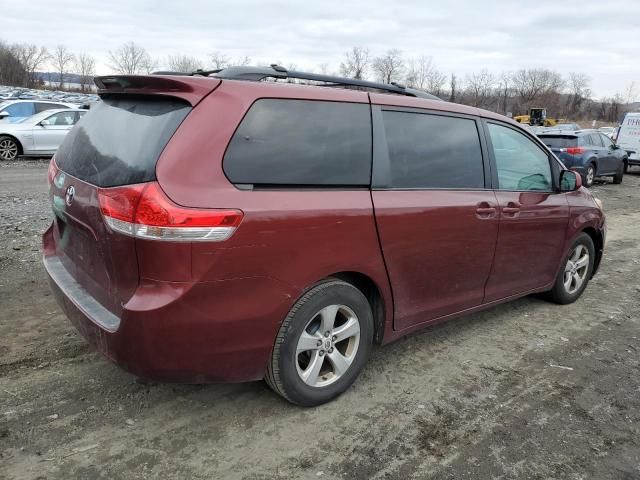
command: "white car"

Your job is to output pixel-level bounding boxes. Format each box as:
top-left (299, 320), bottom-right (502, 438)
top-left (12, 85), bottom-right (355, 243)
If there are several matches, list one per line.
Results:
top-left (0, 109), bottom-right (86, 161)
top-left (0, 99), bottom-right (76, 123)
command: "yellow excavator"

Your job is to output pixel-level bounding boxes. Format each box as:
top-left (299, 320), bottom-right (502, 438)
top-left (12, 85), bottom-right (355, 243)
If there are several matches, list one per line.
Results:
top-left (513, 108), bottom-right (562, 127)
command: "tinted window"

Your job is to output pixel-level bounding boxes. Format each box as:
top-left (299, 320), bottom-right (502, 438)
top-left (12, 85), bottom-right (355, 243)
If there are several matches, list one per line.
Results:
top-left (539, 136), bottom-right (577, 149)
top-left (599, 134), bottom-right (613, 147)
top-left (488, 123), bottom-right (552, 191)
top-left (589, 134), bottom-right (604, 147)
top-left (56, 95), bottom-right (191, 187)
top-left (382, 111), bottom-right (484, 189)
top-left (224, 99), bottom-right (371, 186)
top-left (36, 102), bottom-right (66, 113)
top-left (3, 102), bottom-right (34, 117)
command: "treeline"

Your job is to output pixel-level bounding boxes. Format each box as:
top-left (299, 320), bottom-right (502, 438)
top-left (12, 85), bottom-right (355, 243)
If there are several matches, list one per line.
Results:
top-left (2, 39), bottom-right (637, 122)
top-left (0, 40), bottom-right (95, 92)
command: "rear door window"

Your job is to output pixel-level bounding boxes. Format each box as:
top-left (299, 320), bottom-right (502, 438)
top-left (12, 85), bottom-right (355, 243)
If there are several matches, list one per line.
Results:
top-left (487, 123), bottom-right (552, 192)
top-left (381, 111), bottom-right (485, 189)
top-left (589, 134), bottom-right (604, 147)
top-left (223, 99), bottom-right (371, 186)
top-left (55, 95), bottom-right (191, 187)
top-left (36, 102), bottom-right (65, 113)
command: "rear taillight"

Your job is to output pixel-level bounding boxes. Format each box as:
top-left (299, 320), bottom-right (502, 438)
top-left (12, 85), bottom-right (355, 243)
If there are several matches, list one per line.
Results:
top-left (561, 147), bottom-right (585, 155)
top-left (47, 156), bottom-right (58, 186)
top-left (97, 182), bottom-right (243, 242)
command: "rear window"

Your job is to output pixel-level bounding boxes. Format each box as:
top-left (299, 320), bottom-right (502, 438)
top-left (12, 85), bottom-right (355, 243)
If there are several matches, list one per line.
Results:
top-left (539, 136), bottom-right (577, 149)
top-left (223, 99), bottom-right (371, 186)
top-left (55, 95), bottom-right (191, 187)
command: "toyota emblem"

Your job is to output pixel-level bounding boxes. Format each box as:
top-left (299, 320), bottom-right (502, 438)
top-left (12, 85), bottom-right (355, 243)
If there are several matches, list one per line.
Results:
top-left (65, 185), bottom-right (75, 206)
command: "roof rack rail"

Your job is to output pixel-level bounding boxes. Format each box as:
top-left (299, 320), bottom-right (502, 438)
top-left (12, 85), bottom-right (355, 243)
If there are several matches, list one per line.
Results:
top-left (183, 64), bottom-right (442, 101)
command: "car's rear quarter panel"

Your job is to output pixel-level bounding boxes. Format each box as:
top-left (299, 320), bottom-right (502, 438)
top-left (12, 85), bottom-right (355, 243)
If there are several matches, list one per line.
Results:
top-left (153, 81), bottom-right (394, 375)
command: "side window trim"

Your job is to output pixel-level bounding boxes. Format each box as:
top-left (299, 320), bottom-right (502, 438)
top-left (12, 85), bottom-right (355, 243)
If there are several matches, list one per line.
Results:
top-left (371, 106), bottom-right (490, 191)
top-left (481, 118), bottom-right (560, 193)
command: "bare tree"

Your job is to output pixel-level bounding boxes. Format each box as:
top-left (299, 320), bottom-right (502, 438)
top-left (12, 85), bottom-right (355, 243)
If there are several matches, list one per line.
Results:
top-left (623, 81), bottom-right (638, 104)
top-left (167, 54), bottom-right (203, 72)
top-left (464, 70), bottom-right (496, 108)
top-left (52, 45), bottom-right (75, 89)
top-left (14, 44), bottom-right (49, 87)
top-left (499, 72), bottom-right (512, 115)
top-left (108, 41), bottom-right (152, 75)
top-left (317, 63), bottom-right (329, 75)
top-left (567, 72), bottom-right (591, 117)
top-left (449, 74), bottom-right (457, 102)
top-left (339, 47), bottom-right (370, 80)
top-left (74, 53), bottom-right (95, 92)
top-left (210, 51), bottom-right (230, 69)
top-left (425, 69), bottom-right (446, 96)
top-left (511, 68), bottom-right (564, 104)
top-left (372, 49), bottom-right (405, 84)
top-left (405, 55), bottom-right (434, 89)
top-left (0, 41), bottom-right (26, 86)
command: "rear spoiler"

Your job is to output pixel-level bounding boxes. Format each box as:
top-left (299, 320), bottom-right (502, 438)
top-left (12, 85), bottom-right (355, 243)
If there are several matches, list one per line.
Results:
top-left (94, 75), bottom-right (220, 106)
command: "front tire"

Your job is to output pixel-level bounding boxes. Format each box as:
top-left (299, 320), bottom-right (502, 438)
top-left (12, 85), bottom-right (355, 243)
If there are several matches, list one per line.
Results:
top-left (613, 161), bottom-right (624, 184)
top-left (266, 279), bottom-right (373, 406)
top-left (583, 163), bottom-right (596, 188)
top-left (0, 136), bottom-right (20, 161)
top-left (547, 233), bottom-right (595, 305)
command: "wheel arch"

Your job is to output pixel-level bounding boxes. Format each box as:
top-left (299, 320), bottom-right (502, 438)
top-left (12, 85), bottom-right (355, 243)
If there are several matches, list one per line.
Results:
top-left (581, 226), bottom-right (603, 277)
top-left (328, 271), bottom-right (387, 344)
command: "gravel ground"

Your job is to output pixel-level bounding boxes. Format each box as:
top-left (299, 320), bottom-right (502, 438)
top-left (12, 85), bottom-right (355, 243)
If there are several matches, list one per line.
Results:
top-left (1, 161), bottom-right (639, 480)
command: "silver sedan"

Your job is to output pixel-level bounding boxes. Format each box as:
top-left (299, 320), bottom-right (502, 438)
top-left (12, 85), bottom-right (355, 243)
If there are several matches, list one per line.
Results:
top-left (0, 109), bottom-right (86, 161)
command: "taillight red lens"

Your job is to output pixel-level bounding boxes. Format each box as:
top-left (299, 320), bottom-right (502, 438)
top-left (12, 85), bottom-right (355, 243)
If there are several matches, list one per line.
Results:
top-left (565, 147), bottom-right (585, 155)
top-left (47, 156), bottom-right (59, 186)
top-left (98, 184), bottom-right (146, 222)
top-left (134, 183), bottom-right (243, 228)
top-left (97, 182), bottom-right (243, 241)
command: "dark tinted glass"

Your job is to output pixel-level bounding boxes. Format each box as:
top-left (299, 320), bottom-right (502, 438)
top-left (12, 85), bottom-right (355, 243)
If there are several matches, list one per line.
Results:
top-left (56, 95), bottom-right (191, 187)
top-left (382, 111), bottom-right (484, 189)
top-left (539, 136), bottom-right (577, 148)
top-left (224, 99), bottom-right (371, 186)
top-left (589, 133), bottom-right (604, 147)
top-left (36, 102), bottom-right (64, 113)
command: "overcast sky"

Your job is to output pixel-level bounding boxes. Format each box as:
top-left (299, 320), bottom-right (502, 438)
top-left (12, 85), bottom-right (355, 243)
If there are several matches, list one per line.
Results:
top-left (1, 0), bottom-right (639, 99)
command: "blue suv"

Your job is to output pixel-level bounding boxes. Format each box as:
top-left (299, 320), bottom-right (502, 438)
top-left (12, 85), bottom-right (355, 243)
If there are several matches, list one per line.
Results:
top-left (538, 130), bottom-right (628, 187)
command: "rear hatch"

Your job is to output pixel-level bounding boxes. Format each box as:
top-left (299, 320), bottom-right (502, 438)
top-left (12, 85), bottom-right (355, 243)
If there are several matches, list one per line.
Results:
top-left (538, 135), bottom-right (581, 165)
top-left (48, 75), bottom-right (219, 318)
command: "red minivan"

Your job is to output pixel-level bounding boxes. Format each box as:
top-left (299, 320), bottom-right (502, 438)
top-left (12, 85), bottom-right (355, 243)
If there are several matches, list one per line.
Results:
top-left (43, 67), bottom-right (606, 406)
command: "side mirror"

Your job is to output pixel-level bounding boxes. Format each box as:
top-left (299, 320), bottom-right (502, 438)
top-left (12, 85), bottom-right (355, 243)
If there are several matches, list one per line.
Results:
top-left (0, 111), bottom-right (9, 119)
top-left (560, 170), bottom-right (582, 192)
top-left (611, 144), bottom-right (619, 150)
top-left (39, 119), bottom-right (50, 126)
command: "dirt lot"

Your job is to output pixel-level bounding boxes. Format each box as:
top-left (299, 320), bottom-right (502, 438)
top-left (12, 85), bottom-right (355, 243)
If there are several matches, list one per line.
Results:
top-left (1, 161), bottom-right (639, 480)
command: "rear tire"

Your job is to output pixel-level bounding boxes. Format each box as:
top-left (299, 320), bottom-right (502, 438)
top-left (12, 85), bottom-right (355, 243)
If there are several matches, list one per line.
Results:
top-left (0, 135), bottom-right (20, 161)
top-left (583, 163), bottom-right (596, 188)
top-left (547, 233), bottom-right (595, 305)
top-left (613, 161), bottom-right (624, 184)
top-left (266, 279), bottom-right (373, 406)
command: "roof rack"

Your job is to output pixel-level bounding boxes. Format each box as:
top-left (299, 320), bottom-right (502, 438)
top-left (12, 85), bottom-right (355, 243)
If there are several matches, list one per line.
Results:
top-left (154, 64), bottom-right (442, 101)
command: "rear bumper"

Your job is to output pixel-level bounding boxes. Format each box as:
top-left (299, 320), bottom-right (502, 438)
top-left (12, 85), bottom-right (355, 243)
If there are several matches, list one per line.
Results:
top-left (43, 229), bottom-right (292, 383)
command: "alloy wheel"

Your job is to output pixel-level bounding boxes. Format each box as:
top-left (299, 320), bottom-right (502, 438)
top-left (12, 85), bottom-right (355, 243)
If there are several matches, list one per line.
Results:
top-left (586, 166), bottom-right (595, 186)
top-left (295, 304), bottom-right (361, 387)
top-left (0, 138), bottom-right (18, 160)
top-left (563, 244), bottom-right (589, 294)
